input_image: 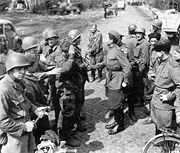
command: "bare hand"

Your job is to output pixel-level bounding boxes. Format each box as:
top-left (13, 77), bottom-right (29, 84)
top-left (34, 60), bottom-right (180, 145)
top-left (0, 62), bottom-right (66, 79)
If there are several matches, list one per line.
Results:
top-left (160, 94), bottom-right (168, 102)
top-left (122, 82), bottom-right (127, 88)
top-left (25, 121), bottom-right (34, 132)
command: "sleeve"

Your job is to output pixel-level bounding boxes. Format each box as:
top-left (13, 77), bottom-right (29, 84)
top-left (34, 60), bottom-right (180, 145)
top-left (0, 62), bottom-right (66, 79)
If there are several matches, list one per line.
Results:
top-left (116, 51), bottom-right (131, 84)
top-left (139, 42), bottom-right (150, 72)
top-left (0, 91), bottom-right (26, 137)
top-left (170, 67), bottom-right (180, 112)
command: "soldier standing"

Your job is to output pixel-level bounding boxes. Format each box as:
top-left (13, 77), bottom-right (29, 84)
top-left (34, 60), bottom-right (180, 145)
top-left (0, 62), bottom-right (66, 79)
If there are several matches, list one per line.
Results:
top-left (150, 40), bottom-right (180, 135)
top-left (98, 30), bottom-right (131, 135)
top-left (0, 53), bottom-right (47, 153)
top-left (133, 27), bottom-right (150, 107)
top-left (67, 29), bottom-right (88, 132)
top-left (87, 24), bottom-right (104, 82)
top-left (38, 29), bottom-right (62, 130)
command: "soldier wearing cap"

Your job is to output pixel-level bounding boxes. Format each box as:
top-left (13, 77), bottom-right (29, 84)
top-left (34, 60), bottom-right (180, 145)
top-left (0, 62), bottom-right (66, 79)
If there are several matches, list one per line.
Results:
top-left (133, 27), bottom-right (150, 107)
top-left (87, 24), bottom-right (104, 82)
top-left (0, 52), bottom-right (47, 153)
top-left (149, 40), bottom-right (180, 135)
top-left (98, 30), bottom-right (131, 135)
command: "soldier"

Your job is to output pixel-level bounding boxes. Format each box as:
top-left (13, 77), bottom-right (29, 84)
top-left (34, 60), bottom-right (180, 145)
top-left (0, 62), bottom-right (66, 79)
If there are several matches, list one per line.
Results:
top-left (87, 24), bottom-right (104, 82)
top-left (39, 29), bottom-right (62, 127)
top-left (123, 24), bottom-right (137, 64)
top-left (67, 29), bottom-right (88, 132)
top-left (133, 27), bottom-right (150, 107)
top-left (102, 0), bottom-right (109, 19)
top-left (55, 54), bottom-right (81, 147)
top-left (151, 19), bottom-right (169, 43)
top-left (0, 52), bottom-right (47, 153)
top-left (143, 32), bottom-right (161, 125)
top-left (98, 30), bottom-right (131, 135)
top-left (149, 40), bottom-right (180, 135)
top-left (37, 27), bottom-right (54, 54)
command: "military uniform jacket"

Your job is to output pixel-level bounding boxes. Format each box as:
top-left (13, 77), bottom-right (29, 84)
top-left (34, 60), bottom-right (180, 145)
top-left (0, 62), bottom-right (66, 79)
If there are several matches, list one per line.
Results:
top-left (134, 38), bottom-right (150, 72)
top-left (41, 44), bottom-right (62, 66)
top-left (88, 30), bottom-right (103, 56)
top-left (0, 74), bottom-right (37, 137)
top-left (105, 44), bottom-right (131, 90)
top-left (123, 34), bottom-right (137, 64)
top-left (24, 73), bottom-right (47, 107)
top-left (152, 56), bottom-right (180, 110)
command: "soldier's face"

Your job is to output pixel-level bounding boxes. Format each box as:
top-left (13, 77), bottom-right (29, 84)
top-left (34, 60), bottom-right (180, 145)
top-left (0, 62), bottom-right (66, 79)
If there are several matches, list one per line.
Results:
top-left (74, 37), bottom-right (81, 45)
top-left (11, 67), bottom-right (27, 80)
top-left (48, 37), bottom-right (57, 47)
top-left (136, 32), bottom-right (144, 41)
top-left (156, 51), bottom-right (163, 60)
top-left (174, 50), bottom-right (180, 61)
top-left (150, 38), bottom-right (158, 45)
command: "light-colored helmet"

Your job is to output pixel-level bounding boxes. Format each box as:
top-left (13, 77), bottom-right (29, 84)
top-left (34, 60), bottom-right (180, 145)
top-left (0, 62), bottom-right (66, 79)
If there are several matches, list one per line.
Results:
top-left (45, 29), bottom-right (59, 40)
top-left (22, 37), bottom-right (38, 51)
top-left (42, 28), bottom-right (53, 39)
top-left (67, 29), bottom-right (81, 42)
top-left (135, 27), bottom-right (146, 35)
top-left (108, 30), bottom-right (123, 40)
top-left (5, 52), bottom-right (30, 72)
top-left (128, 24), bottom-right (137, 32)
top-left (152, 19), bottom-right (162, 29)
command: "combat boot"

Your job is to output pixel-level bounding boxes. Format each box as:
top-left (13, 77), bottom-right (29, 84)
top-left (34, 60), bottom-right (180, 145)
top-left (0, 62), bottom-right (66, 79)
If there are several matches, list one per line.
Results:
top-left (108, 107), bottom-right (124, 135)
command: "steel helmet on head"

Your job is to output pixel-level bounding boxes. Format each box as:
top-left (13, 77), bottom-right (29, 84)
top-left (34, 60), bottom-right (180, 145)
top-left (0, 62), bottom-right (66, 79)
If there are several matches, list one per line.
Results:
top-left (128, 24), bottom-right (137, 32)
top-left (22, 37), bottom-right (38, 51)
top-left (135, 27), bottom-right (146, 35)
top-left (67, 29), bottom-right (81, 42)
top-left (152, 19), bottom-right (162, 29)
top-left (45, 29), bottom-right (59, 40)
top-left (5, 52), bottom-right (30, 72)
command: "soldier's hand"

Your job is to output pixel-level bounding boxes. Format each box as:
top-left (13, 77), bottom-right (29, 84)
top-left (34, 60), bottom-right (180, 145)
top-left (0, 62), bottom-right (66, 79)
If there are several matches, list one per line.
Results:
top-left (35, 107), bottom-right (49, 118)
top-left (122, 82), bottom-right (127, 88)
top-left (25, 121), bottom-right (34, 132)
top-left (176, 112), bottom-right (180, 124)
top-left (160, 93), bottom-right (168, 102)
top-left (40, 54), bottom-right (46, 62)
top-left (47, 67), bottom-right (62, 75)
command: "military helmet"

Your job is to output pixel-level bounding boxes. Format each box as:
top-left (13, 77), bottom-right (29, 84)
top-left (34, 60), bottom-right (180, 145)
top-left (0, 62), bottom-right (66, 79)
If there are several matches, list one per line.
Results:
top-left (45, 29), bottom-right (59, 40)
top-left (67, 29), bottom-right (81, 42)
top-left (42, 28), bottom-right (53, 39)
top-left (135, 27), bottom-right (146, 35)
top-left (5, 52), bottom-right (30, 72)
top-left (108, 30), bottom-right (123, 40)
top-left (22, 37), bottom-right (38, 51)
top-left (128, 24), bottom-right (137, 32)
top-left (152, 19), bottom-right (162, 29)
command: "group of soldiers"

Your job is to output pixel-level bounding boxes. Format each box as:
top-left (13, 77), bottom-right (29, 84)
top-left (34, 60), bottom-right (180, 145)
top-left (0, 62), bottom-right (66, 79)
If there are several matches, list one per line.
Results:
top-left (0, 16), bottom-right (180, 153)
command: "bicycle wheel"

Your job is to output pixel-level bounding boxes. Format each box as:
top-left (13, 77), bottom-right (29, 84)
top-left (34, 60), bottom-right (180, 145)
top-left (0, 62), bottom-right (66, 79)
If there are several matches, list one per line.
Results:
top-left (142, 134), bottom-right (180, 153)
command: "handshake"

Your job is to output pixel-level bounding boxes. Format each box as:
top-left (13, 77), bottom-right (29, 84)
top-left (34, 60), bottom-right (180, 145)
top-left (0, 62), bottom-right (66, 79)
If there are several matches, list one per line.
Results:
top-left (88, 63), bottom-right (104, 70)
top-left (25, 106), bottom-right (50, 132)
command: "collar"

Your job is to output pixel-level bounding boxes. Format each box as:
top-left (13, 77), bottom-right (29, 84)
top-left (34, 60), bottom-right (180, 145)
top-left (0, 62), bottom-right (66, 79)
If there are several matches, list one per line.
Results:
top-left (5, 74), bottom-right (25, 92)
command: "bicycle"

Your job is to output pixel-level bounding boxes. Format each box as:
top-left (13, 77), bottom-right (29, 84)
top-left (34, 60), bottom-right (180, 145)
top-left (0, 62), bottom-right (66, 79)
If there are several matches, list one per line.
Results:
top-left (142, 126), bottom-right (180, 153)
